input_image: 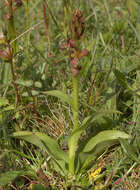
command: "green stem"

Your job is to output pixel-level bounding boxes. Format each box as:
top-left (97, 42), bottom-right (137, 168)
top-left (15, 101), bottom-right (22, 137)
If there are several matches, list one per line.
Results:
top-left (10, 56), bottom-right (20, 104)
top-left (69, 148), bottom-right (75, 175)
top-left (69, 76), bottom-right (79, 174)
top-left (7, 0), bottom-right (20, 104)
top-left (72, 77), bottom-right (79, 130)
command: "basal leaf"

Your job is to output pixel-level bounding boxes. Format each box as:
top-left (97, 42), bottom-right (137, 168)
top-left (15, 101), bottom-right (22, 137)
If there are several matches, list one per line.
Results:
top-left (42, 90), bottom-right (73, 108)
top-left (12, 131), bottom-right (68, 163)
top-left (35, 132), bottom-right (68, 163)
top-left (80, 140), bottom-right (118, 171)
top-left (68, 129), bottom-right (83, 173)
top-left (83, 130), bottom-right (130, 152)
top-left (79, 153), bottom-right (96, 171)
top-left (80, 110), bottom-right (122, 129)
top-left (51, 159), bottom-right (68, 176)
top-left (12, 131), bottom-right (46, 151)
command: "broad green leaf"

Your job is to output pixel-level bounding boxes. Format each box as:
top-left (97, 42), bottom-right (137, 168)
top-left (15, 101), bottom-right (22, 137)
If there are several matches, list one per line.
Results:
top-left (35, 132), bottom-right (68, 163)
top-left (42, 90), bottom-right (73, 108)
top-left (119, 138), bottom-right (139, 162)
top-left (79, 153), bottom-right (96, 171)
top-left (12, 131), bottom-right (68, 163)
top-left (74, 156), bottom-right (81, 174)
top-left (0, 170), bottom-right (23, 186)
top-left (80, 110), bottom-right (122, 129)
top-left (51, 159), bottom-right (68, 176)
top-left (68, 116), bottom-right (97, 173)
top-left (67, 117), bottom-right (95, 174)
top-left (68, 129), bottom-right (83, 174)
top-left (12, 131), bottom-right (46, 150)
top-left (83, 130), bottom-right (130, 152)
top-left (80, 140), bottom-right (118, 171)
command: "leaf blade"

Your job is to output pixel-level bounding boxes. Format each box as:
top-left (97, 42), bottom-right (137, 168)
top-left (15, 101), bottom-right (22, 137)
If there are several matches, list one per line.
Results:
top-left (42, 90), bottom-right (73, 108)
top-left (83, 130), bottom-right (130, 152)
top-left (12, 131), bottom-right (68, 163)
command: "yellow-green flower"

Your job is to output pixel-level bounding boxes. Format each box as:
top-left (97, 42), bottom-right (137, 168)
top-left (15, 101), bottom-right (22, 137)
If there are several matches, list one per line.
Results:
top-left (88, 167), bottom-right (102, 182)
top-left (88, 166), bottom-right (109, 190)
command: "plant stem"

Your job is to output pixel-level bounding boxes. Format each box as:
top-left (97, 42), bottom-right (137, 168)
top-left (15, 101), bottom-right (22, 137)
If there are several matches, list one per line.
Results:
top-left (9, 48), bottom-right (20, 105)
top-left (72, 77), bottom-right (79, 130)
top-left (69, 148), bottom-right (75, 175)
top-left (69, 76), bottom-right (79, 174)
top-left (7, 0), bottom-right (20, 104)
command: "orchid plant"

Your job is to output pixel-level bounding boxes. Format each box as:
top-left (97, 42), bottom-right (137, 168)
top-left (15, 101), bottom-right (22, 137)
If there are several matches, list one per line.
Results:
top-left (0, 1), bottom-right (129, 188)
top-left (11, 6), bottom-right (130, 190)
